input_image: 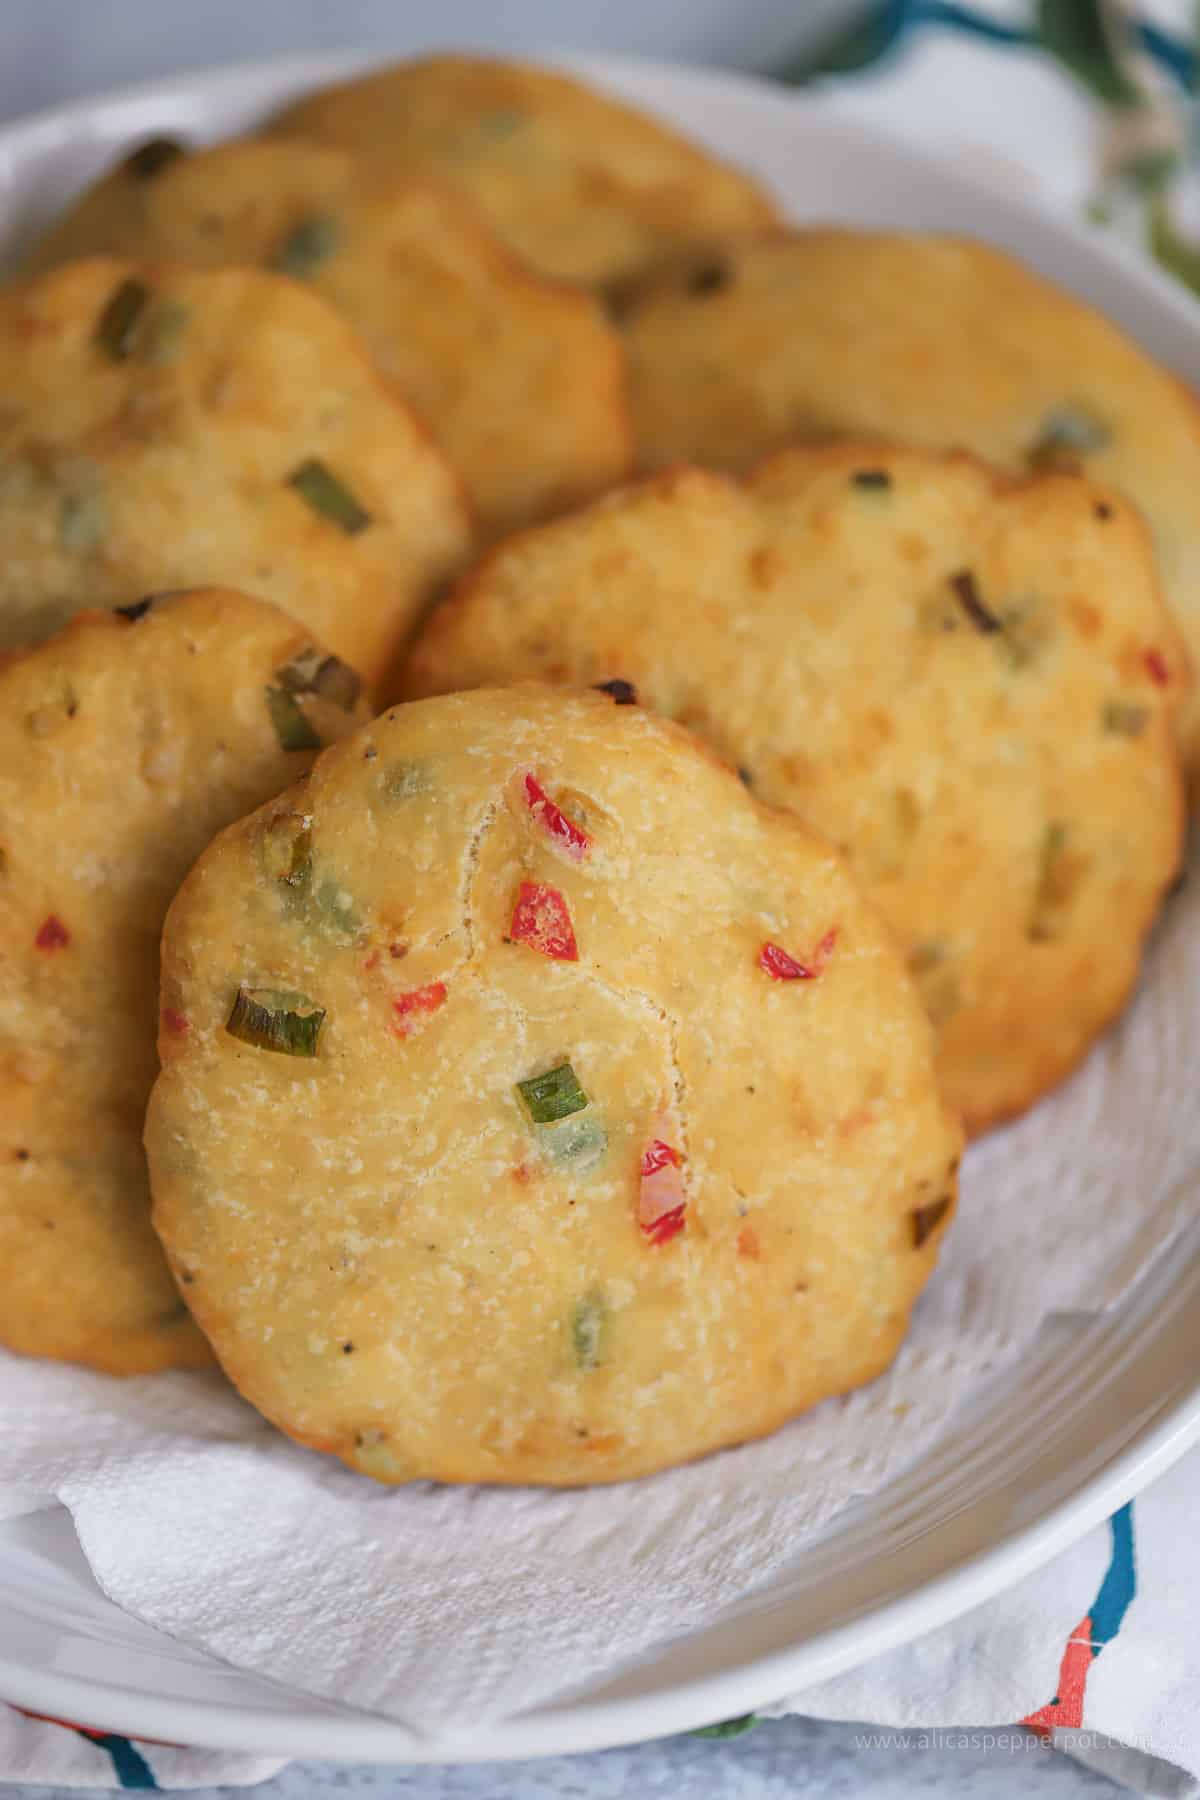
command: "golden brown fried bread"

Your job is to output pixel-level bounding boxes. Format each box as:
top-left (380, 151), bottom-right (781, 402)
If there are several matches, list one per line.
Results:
top-left (622, 229), bottom-right (1200, 767)
top-left (146, 685), bottom-right (960, 1484)
top-left (0, 258), bottom-right (469, 693)
top-left (403, 452), bottom-right (1187, 1134)
top-left (0, 589), bottom-right (369, 1374)
top-left (265, 54), bottom-right (780, 290)
top-left (27, 140), bottom-right (632, 538)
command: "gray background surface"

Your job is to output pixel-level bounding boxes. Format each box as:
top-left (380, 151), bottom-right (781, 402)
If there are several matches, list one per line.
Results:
top-left (0, 2), bottom-right (1135, 1794)
top-left (0, 0), bottom-right (851, 124)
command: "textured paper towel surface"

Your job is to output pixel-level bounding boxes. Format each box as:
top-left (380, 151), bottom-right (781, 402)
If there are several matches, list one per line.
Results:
top-left (2, 839), bottom-right (1197, 1738)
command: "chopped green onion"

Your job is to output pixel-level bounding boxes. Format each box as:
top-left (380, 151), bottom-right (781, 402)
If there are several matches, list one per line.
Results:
top-left (382, 760), bottom-right (433, 801)
top-left (870, 786), bottom-right (920, 880)
top-left (539, 1113), bottom-right (607, 1171)
top-left (995, 601), bottom-right (1044, 671)
top-left (143, 299), bottom-right (189, 365)
top-left (517, 1061), bottom-right (588, 1125)
top-left (925, 971), bottom-right (961, 1026)
top-left (570, 1290), bottom-right (608, 1370)
top-left (1102, 699), bottom-right (1149, 737)
top-left (907, 942), bottom-right (945, 974)
top-left (278, 644), bottom-right (361, 711)
top-left (265, 684), bottom-right (322, 752)
top-left (226, 985), bottom-right (325, 1056)
top-left (282, 824), bottom-right (312, 887)
top-left (1029, 820), bottom-right (1075, 942)
top-left (95, 278), bottom-right (150, 361)
top-left (58, 491), bottom-right (105, 550)
top-left (474, 108), bottom-right (524, 143)
top-left (851, 468), bottom-right (891, 490)
top-left (124, 136), bottom-right (186, 179)
top-left (308, 877), bottom-right (360, 937)
top-left (264, 819), bottom-right (360, 939)
top-left (271, 214), bottom-right (339, 278)
top-left (912, 1196), bottom-right (952, 1248)
top-left (1028, 403), bottom-right (1110, 468)
top-left (286, 458), bottom-right (372, 535)
top-left (906, 944), bottom-right (960, 1023)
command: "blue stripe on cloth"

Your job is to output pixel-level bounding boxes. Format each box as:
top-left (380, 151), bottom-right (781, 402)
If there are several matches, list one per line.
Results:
top-left (83, 1734), bottom-right (158, 1789)
top-left (829, 1), bottom-right (1193, 90)
top-left (1090, 1502), bottom-right (1137, 1654)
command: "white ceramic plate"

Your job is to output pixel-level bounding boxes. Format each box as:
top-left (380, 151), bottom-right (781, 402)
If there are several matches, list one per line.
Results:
top-left (2, 49), bottom-right (1200, 1765)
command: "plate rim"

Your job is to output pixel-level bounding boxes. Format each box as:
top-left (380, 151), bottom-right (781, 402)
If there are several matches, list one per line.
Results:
top-left (0, 1377), bottom-right (1195, 1763)
top-left (1, 44), bottom-right (1199, 1764)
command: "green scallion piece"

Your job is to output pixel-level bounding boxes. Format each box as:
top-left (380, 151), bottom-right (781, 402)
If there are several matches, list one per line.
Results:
top-left (851, 468), bottom-right (891, 490)
top-left (996, 603), bottom-right (1042, 671)
top-left (265, 820), bottom-right (360, 940)
top-left (1028, 403), bottom-right (1110, 469)
top-left (1102, 699), bottom-right (1149, 738)
top-left (95, 278), bottom-right (150, 361)
top-left (1029, 819), bottom-right (1075, 942)
top-left (58, 491), bottom-right (106, 550)
top-left (382, 760), bottom-right (433, 802)
top-left (912, 1196), bottom-right (952, 1248)
top-left (261, 813), bottom-right (313, 889)
top-left (226, 986), bottom-right (325, 1057)
top-left (143, 298), bottom-right (189, 366)
top-left (570, 1290), bottom-right (608, 1370)
top-left (265, 684), bottom-right (322, 752)
top-left (538, 1113), bottom-right (607, 1172)
top-left (286, 459), bottom-right (372, 535)
top-left (283, 824), bottom-right (313, 887)
top-left (309, 877), bottom-right (361, 938)
top-left (474, 109), bottom-right (524, 144)
top-left (124, 136), bottom-right (186, 179)
top-left (271, 214), bottom-right (339, 278)
top-left (278, 644), bottom-right (361, 711)
top-left (517, 1061), bottom-right (588, 1125)
top-left (907, 942), bottom-right (945, 975)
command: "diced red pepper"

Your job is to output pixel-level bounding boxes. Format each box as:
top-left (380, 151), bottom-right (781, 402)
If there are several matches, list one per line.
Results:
top-left (638, 1135), bottom-right (687, 1245)
top-left (510, 880), bottom-right (579, 961)
top-left (1144, 648), bottom-right (1170, 687)
top-left (641, 1138), bottom-right (682, 1177)
top-left (643, 1206), bottom-right (686, 1247)
top-left (758, 928), bottom-right (838, 981)
top-left (737, 1225), bottom-right (761, 1260)
top-left (393, 981), bottom-right (447, 1037)
top-left (522, 773), bottom-right (591, 862)
top-left (161, 1008), bottom-right (190, 1037)
top-left (34, 915), bottom-right (69, 951)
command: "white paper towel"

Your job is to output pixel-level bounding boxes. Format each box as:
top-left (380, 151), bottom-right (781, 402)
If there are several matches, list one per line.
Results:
top-left (2, 835), bottom-right (1197, 1738)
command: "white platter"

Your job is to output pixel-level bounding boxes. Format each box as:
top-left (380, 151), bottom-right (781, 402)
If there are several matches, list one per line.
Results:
top-left (1, 47), bottom-right (1199, 1765)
